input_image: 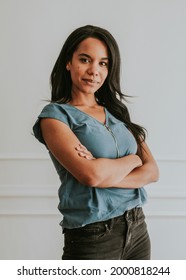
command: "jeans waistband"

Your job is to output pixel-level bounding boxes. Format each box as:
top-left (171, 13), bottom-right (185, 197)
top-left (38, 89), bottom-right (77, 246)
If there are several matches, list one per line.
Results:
top-left (64, 207), bottom-right (143, 232)
top-left (111, 207), bottom-right (143, 223)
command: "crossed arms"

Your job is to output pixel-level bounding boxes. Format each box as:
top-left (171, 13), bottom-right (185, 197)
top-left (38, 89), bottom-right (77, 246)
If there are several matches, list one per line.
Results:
top-left (40, 118), bottom-right (159, 188)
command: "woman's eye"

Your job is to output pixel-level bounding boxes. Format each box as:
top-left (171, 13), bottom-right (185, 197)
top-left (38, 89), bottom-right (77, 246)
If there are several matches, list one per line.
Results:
top-left (80, 58), bottom-right (90, 63)
top-left (100, 61), bottom-right (108, 67)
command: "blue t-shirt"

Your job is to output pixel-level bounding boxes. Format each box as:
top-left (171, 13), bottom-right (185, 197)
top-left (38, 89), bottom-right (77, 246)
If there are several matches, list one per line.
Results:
top-left (33, 103), bottom-right (147, 229)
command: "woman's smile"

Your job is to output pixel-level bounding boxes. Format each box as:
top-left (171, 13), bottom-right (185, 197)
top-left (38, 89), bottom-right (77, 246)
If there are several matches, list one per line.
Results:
top-left (82, 78), bottom-right (100, 86)
top-left (66, 37), bottom-right (109, 95)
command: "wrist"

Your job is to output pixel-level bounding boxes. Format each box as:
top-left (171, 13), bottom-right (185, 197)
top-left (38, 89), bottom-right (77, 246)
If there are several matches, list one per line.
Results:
top-left (130, 154), bottom-right (142, 168)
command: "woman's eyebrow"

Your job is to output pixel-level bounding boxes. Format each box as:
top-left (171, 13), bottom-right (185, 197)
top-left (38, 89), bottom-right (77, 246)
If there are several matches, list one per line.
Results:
top-left (78, 53), bottom-right (109, 60)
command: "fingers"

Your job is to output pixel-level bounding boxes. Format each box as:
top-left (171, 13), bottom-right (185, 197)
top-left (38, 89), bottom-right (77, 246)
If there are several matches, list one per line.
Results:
top-left (79, 153), bottom-right (93, 160)
top-left (75, 144), bottom-right (95, 160)
top-left (75, 144), bottom-right (91, 155)
top-left (75, 143), bottom-right (87, 151)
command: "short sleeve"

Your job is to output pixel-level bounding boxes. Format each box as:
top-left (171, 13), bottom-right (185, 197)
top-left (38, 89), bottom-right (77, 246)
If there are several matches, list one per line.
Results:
top-left (33, 103), bottom-right (70, 145)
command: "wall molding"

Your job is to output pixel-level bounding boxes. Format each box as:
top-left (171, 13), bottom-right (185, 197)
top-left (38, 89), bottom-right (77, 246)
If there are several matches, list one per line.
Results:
top-left (0, 184), bottom-right (186, 198)
top-left (1, 212), bottom-right (186, 217)
top-left (0, 185), bottom-right (56, 197)
top-left (0, 209), bottom-right (186, 218)
top-left (0, 184), bottom-right (186, 199)
top-left (0, 212), bottom-right (60, 216)
top-left (145, 211), bottom-right (186, 218)
top-left (147, 189), bottom-right (186, 199)
top-left (0, 154), bottom-right (49, 160)
top-left (0, 153), bottom-right (186, 162)
top-left (0, 185), bottom-right (186, 217)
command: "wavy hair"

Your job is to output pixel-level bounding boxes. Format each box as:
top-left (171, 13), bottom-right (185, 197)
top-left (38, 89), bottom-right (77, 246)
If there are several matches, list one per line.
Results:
top-left (50, 25), bottom-right (146, 154)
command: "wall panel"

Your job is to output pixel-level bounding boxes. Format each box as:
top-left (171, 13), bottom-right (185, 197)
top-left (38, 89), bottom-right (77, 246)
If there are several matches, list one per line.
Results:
top-left (0, 157), bottom-right (186, 259)
top-left (1, 0), bottom-right (186, 260)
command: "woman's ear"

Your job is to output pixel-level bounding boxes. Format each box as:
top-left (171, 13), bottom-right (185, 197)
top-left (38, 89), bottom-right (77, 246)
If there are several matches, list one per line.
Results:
top-left (66, 62), bottom-right (70, 71)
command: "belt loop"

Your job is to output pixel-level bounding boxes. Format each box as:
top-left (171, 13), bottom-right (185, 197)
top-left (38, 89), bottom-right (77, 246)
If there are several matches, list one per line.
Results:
top-left (105, 223), bottom-right (111, 234)
top-left (134, 207), bottom-right (137, 222)
top-left (105, 218), bottom-right (113, 233)
top-left (134, 207), bottom-right (140, 223)
top-left (125, 210), bottom-right (129, 220)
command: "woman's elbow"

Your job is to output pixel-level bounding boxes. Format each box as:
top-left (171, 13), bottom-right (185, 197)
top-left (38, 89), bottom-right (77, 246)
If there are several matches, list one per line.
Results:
top-left (151, 163), bottom-right (160, 182)
top-left (79, 177), bottom-right (98, 187)
top-left (77, 170), bottom-right (102, 187)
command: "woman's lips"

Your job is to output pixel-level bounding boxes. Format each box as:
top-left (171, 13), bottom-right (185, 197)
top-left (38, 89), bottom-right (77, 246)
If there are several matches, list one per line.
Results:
top-left (82, 79), bottom-right (99, 85)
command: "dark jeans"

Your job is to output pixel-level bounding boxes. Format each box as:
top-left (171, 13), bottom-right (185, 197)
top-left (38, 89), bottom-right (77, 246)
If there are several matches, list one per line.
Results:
top-left (62, 207), bottom-right (151, 260)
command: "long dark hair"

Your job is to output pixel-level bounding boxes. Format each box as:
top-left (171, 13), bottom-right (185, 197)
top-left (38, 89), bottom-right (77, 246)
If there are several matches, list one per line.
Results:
top-left (50, 25), bottom-right (146, 154)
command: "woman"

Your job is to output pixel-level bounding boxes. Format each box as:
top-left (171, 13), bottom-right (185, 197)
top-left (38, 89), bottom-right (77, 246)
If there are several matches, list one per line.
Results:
top-left (33, 25), bottom-right (159, 260)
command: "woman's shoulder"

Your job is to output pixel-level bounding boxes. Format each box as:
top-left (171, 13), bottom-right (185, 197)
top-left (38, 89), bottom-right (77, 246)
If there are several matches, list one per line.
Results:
top-left (39, 102), bottom-right (74, 116)
top-left (41, 102), bottom-right (68, 110)
top-left (33, 103), bottom-right (72, 144)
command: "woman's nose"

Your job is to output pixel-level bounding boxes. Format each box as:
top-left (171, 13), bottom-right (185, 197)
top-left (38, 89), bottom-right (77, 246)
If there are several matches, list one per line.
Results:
top-left (87, 63), bottom-right (99, 76)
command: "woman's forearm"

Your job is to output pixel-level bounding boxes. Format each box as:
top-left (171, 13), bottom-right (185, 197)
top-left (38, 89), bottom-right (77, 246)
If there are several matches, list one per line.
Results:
top-left (40, 119), bottom-right (142, 188)
top-left (112, 161), bottom-right (159, 189)
top-left (87, 154), bottom-right (142, 187)
top-left (109, 141), bottom-right (159, 189)
top-left (75, 141), bottom-right (159, 189)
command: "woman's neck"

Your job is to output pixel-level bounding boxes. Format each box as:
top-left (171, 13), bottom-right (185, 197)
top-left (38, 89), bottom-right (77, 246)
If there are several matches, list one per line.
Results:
top-left (69, 92), bottom-right (98, 108)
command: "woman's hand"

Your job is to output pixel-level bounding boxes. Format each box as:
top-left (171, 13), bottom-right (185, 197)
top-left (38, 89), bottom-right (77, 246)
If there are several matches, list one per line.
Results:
top-left (75, 144), bottom-right (143, 168)
top-left (40, 118), bottom-right (144, 187)
top-left (75, 144), bottom-right (95, 160)
top-left (113, 141), bottom-right (159, 189)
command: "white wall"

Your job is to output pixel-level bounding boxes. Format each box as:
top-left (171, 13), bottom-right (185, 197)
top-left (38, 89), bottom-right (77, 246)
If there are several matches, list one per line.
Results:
top-left (0, 0), bottom-right (186, 259)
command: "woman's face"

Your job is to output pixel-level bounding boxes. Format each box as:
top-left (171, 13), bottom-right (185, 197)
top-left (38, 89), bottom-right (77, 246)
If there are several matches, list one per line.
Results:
top-left (66, 37), bottom-right (109, 96)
